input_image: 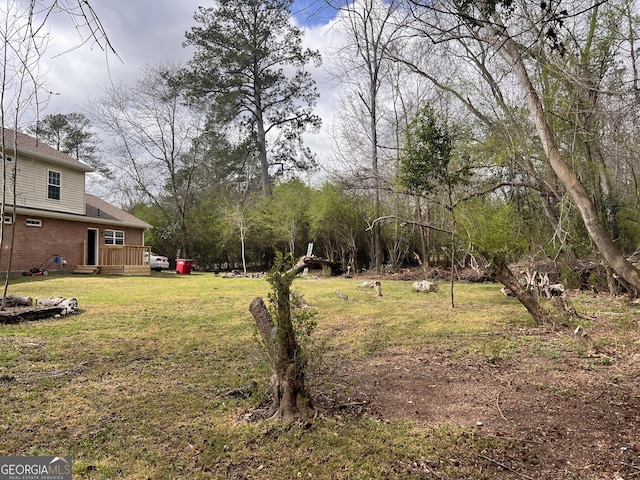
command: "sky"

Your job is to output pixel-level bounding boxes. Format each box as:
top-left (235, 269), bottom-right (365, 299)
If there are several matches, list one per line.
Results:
top-left (34, 0), bottom-right (343, 177)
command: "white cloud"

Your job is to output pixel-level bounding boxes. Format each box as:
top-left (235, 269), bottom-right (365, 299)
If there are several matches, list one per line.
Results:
top-left (39, 0), bottom-right (200, 115)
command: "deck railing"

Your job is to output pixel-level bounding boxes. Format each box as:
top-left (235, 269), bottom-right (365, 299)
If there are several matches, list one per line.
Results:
top-left (99, 245), bottom-right (151, 267)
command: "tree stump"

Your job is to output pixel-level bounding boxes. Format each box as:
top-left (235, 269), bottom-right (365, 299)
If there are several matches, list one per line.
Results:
top-left (250, 296), bottom-right (314, 421)
top-left (248, 255), bottom-right (322, 421)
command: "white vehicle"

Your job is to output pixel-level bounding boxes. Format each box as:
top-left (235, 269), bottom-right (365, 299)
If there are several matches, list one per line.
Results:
top-left (144, 252), bottom-right (170, 271)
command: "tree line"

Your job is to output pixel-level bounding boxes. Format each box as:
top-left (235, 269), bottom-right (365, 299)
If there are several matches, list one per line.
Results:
top-left (24, 1), bottom-right (640, 300)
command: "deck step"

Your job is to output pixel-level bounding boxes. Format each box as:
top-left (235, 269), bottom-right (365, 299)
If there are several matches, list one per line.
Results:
top-left (72, 265), bottom-right (101, 275)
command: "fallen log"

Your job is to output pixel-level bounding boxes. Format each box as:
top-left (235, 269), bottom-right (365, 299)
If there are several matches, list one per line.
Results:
top-left (291, 290), bottom-right (313, 309)
top-left (37, 297), bottom-right (79, 315)
top-left (293, 256), bottom-right (342, 275)
top-left (0, 307), bottom-right (65, 324)
top-left (0, 296), bottom-right (79, 324)
top-left (5, 295), bottom-right (33, 307)
top-left (336, 291), bottom-right (348, 301)
top-left (413, 280), bottom-right (439, 293)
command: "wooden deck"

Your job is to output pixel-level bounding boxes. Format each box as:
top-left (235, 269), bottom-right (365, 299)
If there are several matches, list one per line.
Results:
top-left (99, 265), bottom-right (150, 276)
top-left (74, 245), bottom-right (151, 276)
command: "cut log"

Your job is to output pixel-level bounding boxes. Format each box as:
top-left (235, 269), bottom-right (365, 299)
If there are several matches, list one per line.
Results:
top-left (413, 280), bottom-right (439, 293)
top-left (5, 296), bottom-right (33, 307)
top-left (357, 281), bottom-right (376, 288)
top-left (37, 296), bottom-right (66, 307)
top-left (0, 307), bottom-right (65, 324)
top-left (37, 297), bottom-right (79, 315)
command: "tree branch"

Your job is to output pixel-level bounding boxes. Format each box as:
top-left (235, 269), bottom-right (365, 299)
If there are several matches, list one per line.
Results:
top-left (366, 215), bottom-right (454, 235)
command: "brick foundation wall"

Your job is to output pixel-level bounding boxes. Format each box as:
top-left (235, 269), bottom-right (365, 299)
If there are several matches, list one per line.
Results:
top-left (0, 214), bottom-right (144, 273)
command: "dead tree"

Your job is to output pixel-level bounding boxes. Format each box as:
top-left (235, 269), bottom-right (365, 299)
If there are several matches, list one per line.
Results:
top-left (248, 255), bottom-right (326, 421)
top-left (486, 256), bottom-right (552, 326)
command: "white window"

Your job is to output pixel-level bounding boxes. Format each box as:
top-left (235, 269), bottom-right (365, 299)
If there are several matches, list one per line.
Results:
top-left (26, 218), bottom-right (42, 227)
top-left (104, 230), bottom-right (124, 245)
top-left (4, 157), bottom-right (12, 162)
top-left (48, 170), bottom-right (61, 200)
top-left (3, 215), bottom-right (12, 224)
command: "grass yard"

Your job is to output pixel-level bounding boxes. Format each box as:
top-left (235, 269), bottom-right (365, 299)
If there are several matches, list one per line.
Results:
top-left (0, 272), bottom-right (639, 479)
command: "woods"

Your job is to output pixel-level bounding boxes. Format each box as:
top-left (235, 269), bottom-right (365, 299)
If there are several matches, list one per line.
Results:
top-left (5, 1), bottom-right (638, 302)
top-left (87, 1), bottom-right (639, 301)
top-left (4, 1), bottom-right (640, 310)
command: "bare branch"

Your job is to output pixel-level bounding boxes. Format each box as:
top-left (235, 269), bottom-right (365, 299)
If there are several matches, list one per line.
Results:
top-left (29, 0), bottom-right (119, 58)
top-left (366, 215), bottom-right (454, 236)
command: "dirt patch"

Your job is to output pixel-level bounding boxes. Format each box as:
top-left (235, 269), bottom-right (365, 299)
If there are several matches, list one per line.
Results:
top-left (328, 330), bottom-right (640, 479)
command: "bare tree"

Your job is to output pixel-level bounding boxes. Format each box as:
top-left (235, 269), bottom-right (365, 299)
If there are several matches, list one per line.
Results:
top-left (0, 4), bottom-right (40, 308)
top-left (91, 63), bottom-right (207, 258)
top-left (225, 200), bottom-right (254, 275)
top-left (393, 11), bottom-right (564, 238)
top-left (404, 0), bottom-right (640, 294)
top-left (328, 0), bottom-right (412, 271)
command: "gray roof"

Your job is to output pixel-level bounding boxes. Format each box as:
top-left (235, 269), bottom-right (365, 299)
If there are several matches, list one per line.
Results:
top-left (85, 195), bottom-right (152, 229)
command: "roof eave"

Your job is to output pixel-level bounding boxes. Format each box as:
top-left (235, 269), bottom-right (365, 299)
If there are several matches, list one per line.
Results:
top-left (6, 205), bottom-right (152, 230)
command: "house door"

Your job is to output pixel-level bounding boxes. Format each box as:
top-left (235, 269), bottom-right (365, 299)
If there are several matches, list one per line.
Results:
top-left (87, 228), bottom-right (99, 265)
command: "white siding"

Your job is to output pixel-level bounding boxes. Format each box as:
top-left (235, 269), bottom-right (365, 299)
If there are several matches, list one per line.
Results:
top-left (2, 156), bottom-right (86, 215)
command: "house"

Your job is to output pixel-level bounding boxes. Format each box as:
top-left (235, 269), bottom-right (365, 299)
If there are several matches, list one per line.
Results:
top-left (0, 129), bottom-right (153, 275)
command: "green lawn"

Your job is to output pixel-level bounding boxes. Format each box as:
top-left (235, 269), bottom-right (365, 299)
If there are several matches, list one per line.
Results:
top-left (0, 272), bottom-right (636, 479)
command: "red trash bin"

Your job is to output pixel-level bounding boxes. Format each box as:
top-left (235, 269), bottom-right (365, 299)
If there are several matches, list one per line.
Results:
top-left (176, 259), bottom-right (193, 274)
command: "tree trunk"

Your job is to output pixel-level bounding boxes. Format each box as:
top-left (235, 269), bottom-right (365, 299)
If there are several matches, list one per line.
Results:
top-left (415, 198), bottom-right (430, 272)
top-left (4, 295), bottom-right (32, 307)
top-left (249, 297), bottom-right (312, 421)
top-left (254, 90), bottom-right (270, 196)
top-left (486, 256), bottom-right (551, 326)
top-left (248, 255), bottom-right (322, 420)
top-left (497, 31), bottom-right (640, 296)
